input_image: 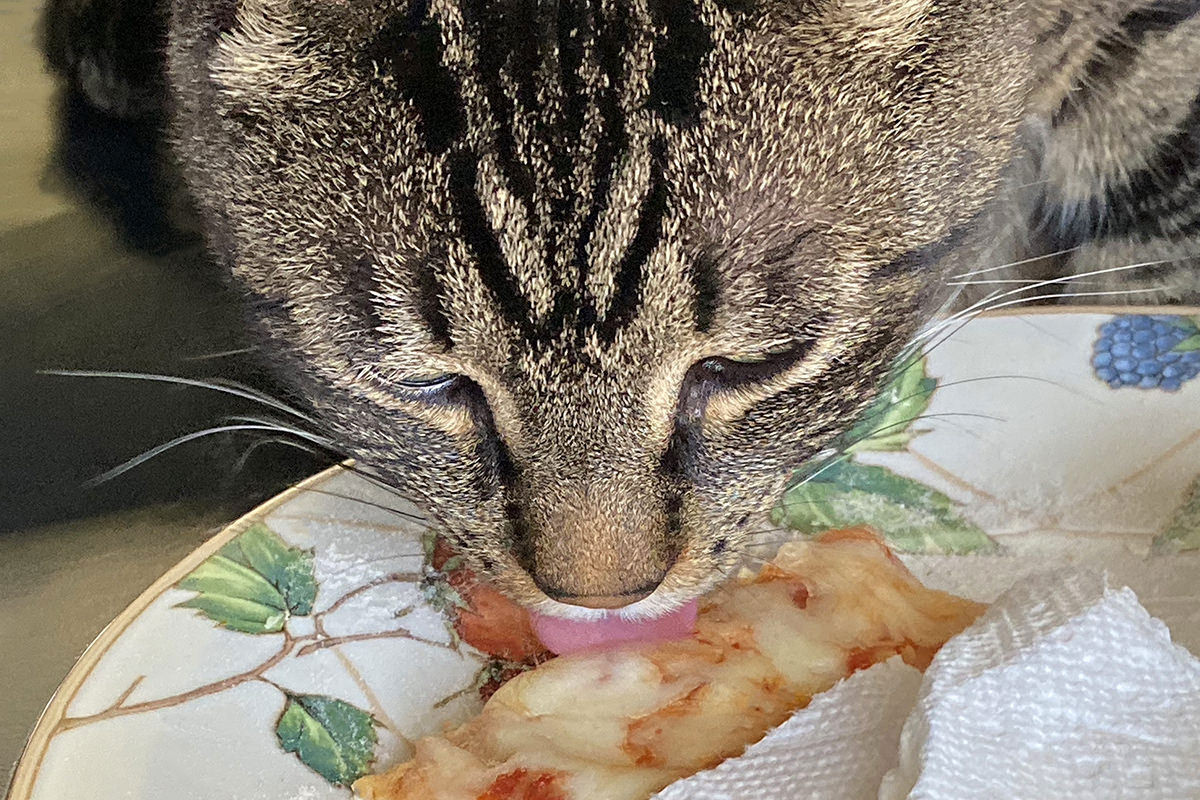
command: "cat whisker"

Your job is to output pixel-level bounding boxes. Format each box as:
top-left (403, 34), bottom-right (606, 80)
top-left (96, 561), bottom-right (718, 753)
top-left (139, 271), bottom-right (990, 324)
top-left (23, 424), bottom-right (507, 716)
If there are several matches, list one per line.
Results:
top-left (928, 258), bottom-right (1177, 341)
top-left (947, 245), bottom-right (1081, 280)
top-left (926, 373), bottom-right (1076, 396)
top-left (935, 260), bottom-right (1167, 338)
top-left (221, 414), bottom-right (338, 449)
top-left (766, 494), bottom-right (852, 515)
top-left (962, 285), bottom-right (1176, 316)
top-left (232, 436), bottom-right (326, 475)
top-left (774, 408), bottom-right (1002, 505)
top-left (215, 411), bottom-right (431, 528)
top-left (83, 423), bottom-right (315, 488)
top-left (1002, 177), bottom-right (1052, 192)
top-left (911, 289), bottom-right (1006, 350)
top-left (781, 451), bottom-right (851, 492)
top-left (330, 460), bottom-right (427, 507)
top-left (743, 537), bottom-right (811, 550)
top-left (947, 277), bottom-right (1104, 287)
top-left (849, 375), bottom-right (1067, 436)
top-left (319, 553), bottom-right (430, 576)
top-left (180, 347), bottom-right (260, 361)
top-left (40, 369), bottom-right (316, 424)
top-left (914, 275), bottom-right (1172, 371)
top-left (296, 457), bottom-right (439, 526)
top-left (744, 534), bottom-right (797, 546)
top-left (843, 409), bottom-right (1004, 449)
top-left (292, 487), bottom-right (431, 527)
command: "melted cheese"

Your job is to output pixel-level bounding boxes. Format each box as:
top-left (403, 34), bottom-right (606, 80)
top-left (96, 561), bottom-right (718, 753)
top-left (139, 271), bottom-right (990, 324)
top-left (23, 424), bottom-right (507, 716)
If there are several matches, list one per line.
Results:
top-left (354, 529), bottom-right (983, 800)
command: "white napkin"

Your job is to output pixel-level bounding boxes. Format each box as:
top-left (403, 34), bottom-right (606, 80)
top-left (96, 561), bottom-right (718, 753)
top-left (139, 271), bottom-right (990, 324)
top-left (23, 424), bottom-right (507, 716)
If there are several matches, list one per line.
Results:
top-left (652, 657), bottom-right (923, 800)
top-left (655, 571), bottom-right (1200, 800)
top-left (882, 571), bottom-right (1200, 799)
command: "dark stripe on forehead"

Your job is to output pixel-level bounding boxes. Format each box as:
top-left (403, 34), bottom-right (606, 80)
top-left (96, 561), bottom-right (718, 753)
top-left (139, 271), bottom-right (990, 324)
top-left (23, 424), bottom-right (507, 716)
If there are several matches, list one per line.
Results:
top-left (868, 214), bottom-right (980, 280)
top-left (1052, 0), bottom-right (1200, 125)
top-left (448, 153), bottom-right (537, 340)
top-left (553, 0), bottom-right (590, 228)
top-left (340, 252), bottom-right (385, 332)
top-left (574, 5), bottom-right (633, 276)
top-left (647, 0), bottom-right (714, 127)
top-left (371, 1), bottom-right (718, 349)
top-left (457, 1), bottom-right (539, 218)
top-left (597, 139), bottom-right (670, 343)
top-left (366, 0), bottom-right (464, 155)
top-left (691, 246), bottom-right (721, 333)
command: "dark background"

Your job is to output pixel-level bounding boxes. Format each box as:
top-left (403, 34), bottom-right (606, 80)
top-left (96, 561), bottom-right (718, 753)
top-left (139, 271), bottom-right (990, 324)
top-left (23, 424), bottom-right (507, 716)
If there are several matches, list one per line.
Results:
top-left (0, 1), bottom-right (324, 785)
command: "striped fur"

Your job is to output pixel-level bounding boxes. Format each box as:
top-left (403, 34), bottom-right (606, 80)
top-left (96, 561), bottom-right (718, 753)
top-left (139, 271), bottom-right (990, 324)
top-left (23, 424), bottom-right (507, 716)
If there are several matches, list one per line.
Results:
top-left (148, 0), bottom-right (1200, 612)
top-left (983, 0), bottom-right (1200, 299)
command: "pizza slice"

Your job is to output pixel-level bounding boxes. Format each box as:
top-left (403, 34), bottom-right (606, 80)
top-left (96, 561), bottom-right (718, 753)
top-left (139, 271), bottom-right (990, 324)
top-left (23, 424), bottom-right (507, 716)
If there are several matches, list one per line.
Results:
top-left (354, 529), bottom-right (983, 800)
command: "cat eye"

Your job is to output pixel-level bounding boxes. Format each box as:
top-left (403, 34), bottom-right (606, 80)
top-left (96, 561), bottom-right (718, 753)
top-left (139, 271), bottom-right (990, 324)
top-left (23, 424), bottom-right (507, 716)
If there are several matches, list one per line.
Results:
top-left (695, 340), bottom-right (817, 389)
top-left (395, 373), bottom-right (464, 402)
top-left (676, 339), bottom-right (818, 420)
top-left (694, 352), bottom-right (799, 388)
top-left (395, 373), bottom-right (494, 418)
top-left (397, 373), bottom-right (458, 390)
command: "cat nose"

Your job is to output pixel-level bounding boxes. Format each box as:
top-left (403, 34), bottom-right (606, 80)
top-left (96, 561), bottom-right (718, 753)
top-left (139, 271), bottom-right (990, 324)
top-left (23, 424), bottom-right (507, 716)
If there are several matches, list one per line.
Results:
top-left (531, 575), bottom-right (663, 609)
top-left (510, 479), bottom-right (678, 607)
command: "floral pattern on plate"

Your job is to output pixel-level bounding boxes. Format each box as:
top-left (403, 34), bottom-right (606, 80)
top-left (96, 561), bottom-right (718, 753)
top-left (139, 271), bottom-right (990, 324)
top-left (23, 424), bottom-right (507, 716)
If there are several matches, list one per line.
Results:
top-left (9, 310), bottom-right (1200, 800)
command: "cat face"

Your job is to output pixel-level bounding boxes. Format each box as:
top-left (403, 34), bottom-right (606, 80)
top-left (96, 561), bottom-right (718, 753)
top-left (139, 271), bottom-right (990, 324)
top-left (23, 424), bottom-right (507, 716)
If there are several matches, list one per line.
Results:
top-left (168, 0), bottom-right (1032, 614)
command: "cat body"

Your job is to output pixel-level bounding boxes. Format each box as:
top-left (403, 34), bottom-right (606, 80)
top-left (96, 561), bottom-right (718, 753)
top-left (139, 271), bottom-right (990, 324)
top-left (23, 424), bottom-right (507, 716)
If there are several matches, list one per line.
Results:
top-left (45, 0), bottom-right (1200, 615)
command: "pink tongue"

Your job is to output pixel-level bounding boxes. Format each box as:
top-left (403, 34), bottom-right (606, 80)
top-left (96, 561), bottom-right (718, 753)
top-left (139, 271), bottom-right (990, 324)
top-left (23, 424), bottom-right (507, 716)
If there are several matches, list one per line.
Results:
top-left (530, 600), bottom-right (699, 655)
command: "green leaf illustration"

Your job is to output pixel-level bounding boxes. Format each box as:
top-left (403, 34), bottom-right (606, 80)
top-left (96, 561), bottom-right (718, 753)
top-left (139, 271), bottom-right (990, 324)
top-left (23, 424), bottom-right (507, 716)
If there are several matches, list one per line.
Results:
top-left (234, 524), bottom-right (317, 615)
top-left (773, 460), bottom-right (996, 555)
top-left (179, 556), bottom-right (285, 609)
top-left (276, 694), bottom-right (378, 786)
top-left (1153, 476), bottom-right (1200, 553)
top-left (1173, 334), bottom-right (1200, 352)
top-left (845, 355), bottom-right (937, 453)
top-left (176, 524), bottom-right (316, 632)
top-left (177, 593), bottom-right (286, 634)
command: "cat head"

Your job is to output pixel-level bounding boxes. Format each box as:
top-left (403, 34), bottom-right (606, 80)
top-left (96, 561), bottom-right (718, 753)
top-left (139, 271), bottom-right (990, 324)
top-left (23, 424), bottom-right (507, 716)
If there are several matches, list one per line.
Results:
top-left (167, 0), bottom-right (1032, 615)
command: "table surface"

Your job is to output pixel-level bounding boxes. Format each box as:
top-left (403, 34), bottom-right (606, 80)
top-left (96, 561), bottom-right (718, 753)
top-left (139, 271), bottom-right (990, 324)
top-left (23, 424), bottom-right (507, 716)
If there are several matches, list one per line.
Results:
top-left (0, 2), bottom-right (317, 789)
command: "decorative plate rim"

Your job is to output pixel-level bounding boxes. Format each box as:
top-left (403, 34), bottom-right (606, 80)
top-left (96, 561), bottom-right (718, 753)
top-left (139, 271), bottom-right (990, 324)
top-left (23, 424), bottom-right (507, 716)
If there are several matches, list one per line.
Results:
top-left (4, 463), bottom-right (348, 800)
top-left (9, 305), bottom-right (1200, 798)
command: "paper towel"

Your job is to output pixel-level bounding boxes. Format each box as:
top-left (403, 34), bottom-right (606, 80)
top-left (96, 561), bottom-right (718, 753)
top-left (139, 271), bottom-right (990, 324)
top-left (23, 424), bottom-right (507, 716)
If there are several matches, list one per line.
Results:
top-left (652, 658), bottom-right (923, 800)
top-left (654, 570), bottom-right (1200, 800)
top-left (881, 571), bottom-right (1200, 799)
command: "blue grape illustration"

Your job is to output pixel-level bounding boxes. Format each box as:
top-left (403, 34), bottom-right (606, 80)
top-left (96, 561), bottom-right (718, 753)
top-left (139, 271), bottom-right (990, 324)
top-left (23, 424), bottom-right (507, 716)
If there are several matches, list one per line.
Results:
top-left (1092, 315), bottom-right (1200, 391)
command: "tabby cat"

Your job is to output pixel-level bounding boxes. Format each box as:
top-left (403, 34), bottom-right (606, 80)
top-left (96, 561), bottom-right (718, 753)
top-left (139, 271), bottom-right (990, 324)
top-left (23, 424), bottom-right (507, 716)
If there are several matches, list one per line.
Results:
top-left (44, 0), bottom-right (1200, 618)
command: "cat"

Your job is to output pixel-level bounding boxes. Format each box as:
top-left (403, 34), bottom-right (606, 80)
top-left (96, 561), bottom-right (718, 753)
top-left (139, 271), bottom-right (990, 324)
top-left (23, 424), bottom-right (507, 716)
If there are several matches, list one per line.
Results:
top-left (43, 0), bottom-right (1200, 618)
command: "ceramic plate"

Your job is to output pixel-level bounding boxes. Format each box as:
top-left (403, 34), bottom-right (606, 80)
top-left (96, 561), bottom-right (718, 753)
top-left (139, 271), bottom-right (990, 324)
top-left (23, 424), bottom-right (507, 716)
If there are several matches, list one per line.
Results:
top-left (10, 308), bottom-right (1200, 800)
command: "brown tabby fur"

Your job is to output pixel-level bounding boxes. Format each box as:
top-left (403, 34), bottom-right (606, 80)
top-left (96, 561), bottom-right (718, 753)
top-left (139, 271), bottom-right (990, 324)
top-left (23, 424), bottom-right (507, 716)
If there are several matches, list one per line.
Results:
top-left (153, 0), bottom-right (1200, 616)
